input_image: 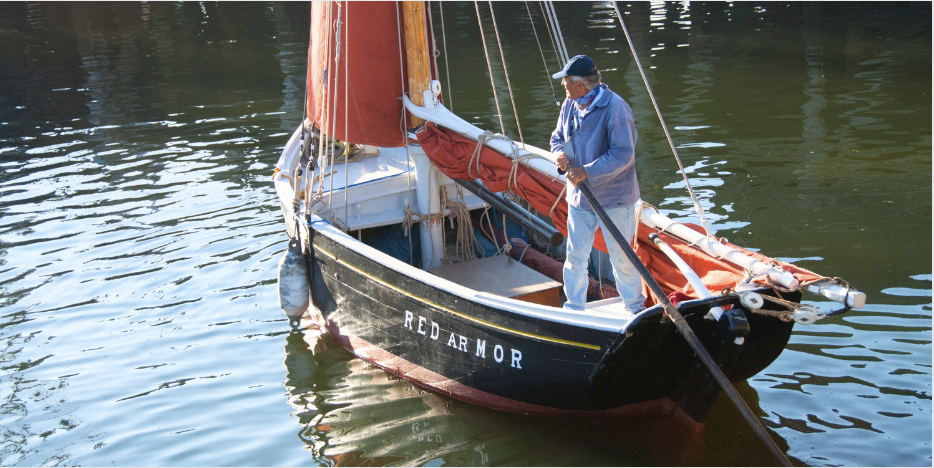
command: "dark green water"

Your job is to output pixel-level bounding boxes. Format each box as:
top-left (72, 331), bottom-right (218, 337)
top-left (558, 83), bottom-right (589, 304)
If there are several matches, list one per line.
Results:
top-left (0, 2), bottom-right (930, 466)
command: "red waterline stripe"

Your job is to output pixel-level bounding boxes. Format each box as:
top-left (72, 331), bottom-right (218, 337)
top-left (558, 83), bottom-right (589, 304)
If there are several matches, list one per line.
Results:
top-left (326, 324), bottom-right (679, 418)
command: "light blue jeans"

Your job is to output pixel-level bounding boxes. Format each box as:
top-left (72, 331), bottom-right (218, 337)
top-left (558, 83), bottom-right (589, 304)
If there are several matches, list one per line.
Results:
top-left (563, 203), bottom-right (646, 313)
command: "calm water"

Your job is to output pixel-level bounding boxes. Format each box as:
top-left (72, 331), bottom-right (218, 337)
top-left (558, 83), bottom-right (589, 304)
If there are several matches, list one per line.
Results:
top-left (0, 2), bottom-right (930, 466)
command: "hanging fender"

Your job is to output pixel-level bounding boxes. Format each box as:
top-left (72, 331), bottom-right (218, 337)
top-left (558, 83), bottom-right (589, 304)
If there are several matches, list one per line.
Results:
top-left (278, 237), bottom-right (310, 328)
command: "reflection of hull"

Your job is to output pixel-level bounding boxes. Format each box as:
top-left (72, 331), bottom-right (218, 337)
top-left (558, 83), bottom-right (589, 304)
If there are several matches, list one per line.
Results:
top-left (301, 211), bottom-right (795, 427)
top-left (284, 329), bottom-right (501, 466)
top-left (282, 329), bottom-right (726, 467)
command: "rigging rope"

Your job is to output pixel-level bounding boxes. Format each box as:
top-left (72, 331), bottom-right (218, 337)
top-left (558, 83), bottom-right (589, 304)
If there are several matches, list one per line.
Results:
top-left (525, 1), bottom-right (561, 106)
top-left (611, 1), bottom-right (714, 237)
top-left (436, 2), bottom-right (454, 111)
top-left (326, 2), bottom-right (344, 229)
top-left (342, 2), bottom-right (350, 230)
top-left (543, 2), bottom-right (569, 64)
top-left (487, 1), bottom-right (525, 146)
top-left (320, 2), bottom-right (335, 213)
top-left (294, 2), bottom-right (313, 236)
top-left (426, 2), bottom-right (440, 88)
top-left (396, 1), bottom-right (417, 266)
top-left (538, 2), bottom-right (564, 69)
top-left (473, 1), bottom-right (507, 136)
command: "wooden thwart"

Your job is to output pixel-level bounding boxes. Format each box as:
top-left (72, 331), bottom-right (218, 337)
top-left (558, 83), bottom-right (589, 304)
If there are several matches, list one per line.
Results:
top-left (430, 255), bottom-right (562, 307)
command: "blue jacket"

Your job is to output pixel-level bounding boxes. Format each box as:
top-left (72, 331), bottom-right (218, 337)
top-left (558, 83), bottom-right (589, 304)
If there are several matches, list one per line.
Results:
top-left (550, 83), bottom-right (640, 210)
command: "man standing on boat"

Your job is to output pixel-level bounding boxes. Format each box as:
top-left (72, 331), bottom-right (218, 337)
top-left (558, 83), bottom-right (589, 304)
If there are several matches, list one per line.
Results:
top-left (551, 54), bottom-right (646, 314)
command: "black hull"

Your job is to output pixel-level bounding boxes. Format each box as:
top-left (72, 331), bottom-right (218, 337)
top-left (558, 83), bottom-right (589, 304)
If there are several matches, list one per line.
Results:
top-left (301, 218), bottom-right (795, 426)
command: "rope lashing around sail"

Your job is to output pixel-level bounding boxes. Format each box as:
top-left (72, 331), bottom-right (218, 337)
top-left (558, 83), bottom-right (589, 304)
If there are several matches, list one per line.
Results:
top-left (507, 152), bottom-right (555, 193)
top-left (638, 201), bottom-right (850, 324)
top-left (468, 131), bottom-right (519, 186)
top-left (549, 184), bottom-right (568, 216)
top-left (469, 130), bottom-right (568, 217)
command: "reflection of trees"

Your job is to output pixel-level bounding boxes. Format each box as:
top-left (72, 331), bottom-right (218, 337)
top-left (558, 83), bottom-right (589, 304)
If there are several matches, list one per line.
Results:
top-left (0, 2), bottom-right (310, 139)
top-left (71, 3), bottom-right (142, 130)
top-left (270, 2), bottom-right (310, 132)
top-left (0, 4), bottom-right (314, 465)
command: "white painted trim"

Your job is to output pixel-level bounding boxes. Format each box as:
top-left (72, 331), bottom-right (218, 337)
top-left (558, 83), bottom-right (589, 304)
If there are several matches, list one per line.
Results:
top-left (307, 212), bottom-right (634, 333)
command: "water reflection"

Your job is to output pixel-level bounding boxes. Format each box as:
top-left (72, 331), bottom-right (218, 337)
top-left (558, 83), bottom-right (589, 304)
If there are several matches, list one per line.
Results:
top-left (282, 329), bottom-right (799, 466)
top-left (284, 329), bottom-right (495, 466)
top-left (0, 1), bottom-right (929, 466)
top-left (0, 2), bottom-right (310, 465)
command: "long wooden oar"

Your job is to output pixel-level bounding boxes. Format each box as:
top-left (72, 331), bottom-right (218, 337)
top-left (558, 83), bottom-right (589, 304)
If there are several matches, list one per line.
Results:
top-left (576, 182), bottom-right (792, 467)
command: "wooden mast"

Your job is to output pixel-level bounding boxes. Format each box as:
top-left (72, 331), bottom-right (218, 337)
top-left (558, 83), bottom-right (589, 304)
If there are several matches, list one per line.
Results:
top-left (401, 1), bottom-right (431, 128)
top-left (401, 1), bottom-right (443, 269)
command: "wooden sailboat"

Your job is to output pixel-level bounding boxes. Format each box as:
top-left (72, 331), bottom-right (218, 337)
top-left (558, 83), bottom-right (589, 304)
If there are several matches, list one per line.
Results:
top-left (273, 0), bottom-right (865, 432)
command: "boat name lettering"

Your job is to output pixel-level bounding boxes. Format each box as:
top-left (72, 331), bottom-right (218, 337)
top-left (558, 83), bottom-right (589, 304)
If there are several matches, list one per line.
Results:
top-left (403, 310), bottom-right (522, 369)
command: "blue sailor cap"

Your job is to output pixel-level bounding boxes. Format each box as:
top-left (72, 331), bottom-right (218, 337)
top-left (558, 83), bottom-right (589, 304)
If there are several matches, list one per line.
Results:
top-left (552, 55), bottom-right (599, 79)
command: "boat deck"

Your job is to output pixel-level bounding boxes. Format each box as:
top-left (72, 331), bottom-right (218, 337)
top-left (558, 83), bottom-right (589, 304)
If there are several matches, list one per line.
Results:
top-left (311, 147), bottom-right (485, 231)
top-left (429, 255), bottom-right (563, 307)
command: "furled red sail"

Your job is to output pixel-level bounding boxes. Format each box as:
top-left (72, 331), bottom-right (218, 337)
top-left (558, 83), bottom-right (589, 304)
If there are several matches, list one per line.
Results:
top-left (417, 122), bottom-right (822, 305)
top-left (307, 1), bottom-right (407, 147)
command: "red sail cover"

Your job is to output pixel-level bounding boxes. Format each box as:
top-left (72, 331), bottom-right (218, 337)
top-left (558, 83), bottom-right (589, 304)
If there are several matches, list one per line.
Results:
top-left (417, 122), bottom-right (822, 305)
top-left (308, 1), bottom-right (407, 147)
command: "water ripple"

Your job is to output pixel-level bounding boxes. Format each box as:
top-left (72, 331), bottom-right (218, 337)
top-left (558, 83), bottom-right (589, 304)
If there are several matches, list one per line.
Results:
top-left (0, 1), bottom-right (930, 466)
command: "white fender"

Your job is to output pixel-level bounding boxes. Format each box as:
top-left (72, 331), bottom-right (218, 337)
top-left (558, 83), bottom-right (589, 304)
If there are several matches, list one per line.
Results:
top-left (278, 238), bottom-right (310, 327)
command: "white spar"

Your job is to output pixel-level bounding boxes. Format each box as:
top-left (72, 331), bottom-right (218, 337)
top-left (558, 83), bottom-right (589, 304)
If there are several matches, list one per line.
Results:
top-left (638, 203), bottom-right (865, 309)
top-left (404, 86), bottom-right (865, 310)
top-left (649, 233), bottom-right (725, 321)
top-left (404, 90), bottom-right (560, 180)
